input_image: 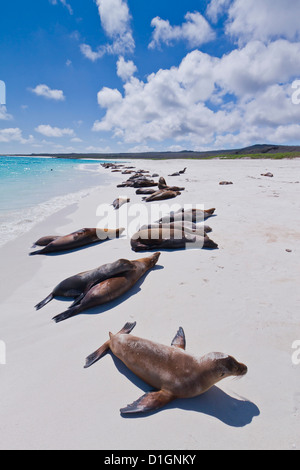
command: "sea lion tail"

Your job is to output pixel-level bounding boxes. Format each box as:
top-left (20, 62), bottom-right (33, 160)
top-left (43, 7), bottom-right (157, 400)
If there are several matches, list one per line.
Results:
top-left (84, 322), bottom-right (136, 369)
top-left (35, 294), bottom-right (54, 311)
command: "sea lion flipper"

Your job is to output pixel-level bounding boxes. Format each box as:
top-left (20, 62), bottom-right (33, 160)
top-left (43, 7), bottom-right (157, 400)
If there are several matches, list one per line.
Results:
top-left (84, 322), bottom-right (137, 369)
top-left (120, 390), bottom-right (175, 415)
top-left (35, 293), bottom-right (54, 311)
top-left (171, 327), bottom-right (186, 350)
top-left (84, 340), bottom-right (111, 369)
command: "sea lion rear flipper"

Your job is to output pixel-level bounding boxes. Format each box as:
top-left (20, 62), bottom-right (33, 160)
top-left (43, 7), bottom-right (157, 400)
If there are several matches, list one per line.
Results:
top-left (171, 327), bottom-right (186, 350)
top-left (35, 293), bottom-right (54, 311)
top-left (120, 390), bottom-right (175, 415)
top-left (84, 322), bottom-right (137, 369)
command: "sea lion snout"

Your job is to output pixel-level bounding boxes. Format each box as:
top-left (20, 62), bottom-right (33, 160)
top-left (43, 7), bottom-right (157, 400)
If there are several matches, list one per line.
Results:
top-left (150, 252), bottom-right (161, 266)
top-left (223, 355), bottom-right (248, 377)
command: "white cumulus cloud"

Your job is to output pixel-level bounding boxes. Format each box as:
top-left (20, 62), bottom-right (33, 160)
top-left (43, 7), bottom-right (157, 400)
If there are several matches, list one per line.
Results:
top-left (116, 56), bottom-right (137, 81)
top-left (30, 84), bottom-right (65, 101)
top-left (149, 11), bottom-right (216, 49)
top-left (92, 38), bottom-right (300, 149)
top-left (81, 0), bottom-right (134, 61)
top-left (35, 125), bottom-right (75, 138)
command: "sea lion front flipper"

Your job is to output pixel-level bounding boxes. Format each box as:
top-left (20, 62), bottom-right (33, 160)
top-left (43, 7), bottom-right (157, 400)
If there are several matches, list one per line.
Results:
top-left (120, 390), bottom-right (175, 415)
top-left (171, 327), bottom-right (186, 350)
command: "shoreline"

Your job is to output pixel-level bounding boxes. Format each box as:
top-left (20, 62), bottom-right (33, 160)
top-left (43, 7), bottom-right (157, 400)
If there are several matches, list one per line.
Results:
top-left (0, 158), bottom-right (299, 450)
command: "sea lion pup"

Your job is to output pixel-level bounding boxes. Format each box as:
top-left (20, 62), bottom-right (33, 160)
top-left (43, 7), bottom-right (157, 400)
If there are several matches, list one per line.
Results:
top-left (52, 252), bottom-right (161, 323)
top-left (84, 323), bottom-right (248, 414)
top-left (30, 227), bottom-right (125, 256)
top-left (158, 208), bottom-right (216, 224)
top-left (131, 227), bottom-right (218, 251)
top-left (143, 190), bottom-right (181, 202)
top-left (112, 197), bottom-right (130, 210)
top-left (35, 258), bottom-right (136, 310)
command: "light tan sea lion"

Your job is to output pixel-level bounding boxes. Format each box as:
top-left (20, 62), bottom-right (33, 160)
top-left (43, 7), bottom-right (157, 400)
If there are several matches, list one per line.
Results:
top-left (52, 252), bottom-right (161, 323)
top-left (84, 322), bottom-right (248, 415)
top-left (158, 208), bottom-right (216, 224)
top-left (35, 258), bottom-right (136, 310)
top-left (131, 227), bottom-right (218, 251)
top-left (30, 227), bottom-right (125, 256)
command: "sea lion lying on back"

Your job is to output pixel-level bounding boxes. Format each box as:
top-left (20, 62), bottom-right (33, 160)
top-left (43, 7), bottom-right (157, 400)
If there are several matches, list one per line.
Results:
top-left (84, 322), bottom-right (247, 415)
top-left (52, 252), bottom-right (161, 323)
top-left (131, 227), bottom-right (218, 251)
top-left (30, 227), bottom-right (125, 256)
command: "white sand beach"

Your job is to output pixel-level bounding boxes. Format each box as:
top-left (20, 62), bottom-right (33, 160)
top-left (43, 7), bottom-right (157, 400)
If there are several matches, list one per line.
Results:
top-left (0, 158), bottom-right (299, 450)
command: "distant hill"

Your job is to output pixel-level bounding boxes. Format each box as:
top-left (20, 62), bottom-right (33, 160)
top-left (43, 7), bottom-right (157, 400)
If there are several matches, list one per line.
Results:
top-left (2, 144), bottom-right (300, 160)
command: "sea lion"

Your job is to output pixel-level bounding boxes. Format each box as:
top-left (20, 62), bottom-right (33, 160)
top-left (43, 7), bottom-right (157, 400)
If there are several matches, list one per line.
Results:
top-left (261, 172), bottom-right (274, 178)
top-left (158, 177), bottom-right (185, 192)
top-left (131, 227), bottom-right (218, 251)
top-left (158, 208), bottom-right (216, 224)
top-left (112, 197), bottom-right (130, 210)
top-left (142, 190), bottom-right (181, 202)
top-left (135, 188), bottom-right (157, 195)
top-left (30, 227), bottom-right (125, 256)
top-left (139, 222), bottom-right (213, 235)
top-left (52, 252), bottom-right (161, 323)
top-left (84, 322), bottom-right (248, 414)
top-left (219, 181), bottom-right (233, 185)
top-left (34, 258), bottom-right (136, 311)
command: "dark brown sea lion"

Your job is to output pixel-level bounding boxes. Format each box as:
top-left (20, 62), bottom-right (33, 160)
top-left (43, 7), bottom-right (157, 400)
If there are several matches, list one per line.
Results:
top-left (219, 181), bottom-right (233, 185)
top-left (139, 222), bottom-right (212, 235)
top-left (131, 227), bottom-right (218, 251)
top-left (30, 227), bottom-right (125, 256)
top-left (158, 177), bottom-right (185, 192)
top-left (52, 252), bottom-right (161, 323)
top-left (135, 188), bottom-right (157, 195)
top-left (35, 258), bottom-right (136, 310)
top-left (84, 322), bottom-right (248, 414)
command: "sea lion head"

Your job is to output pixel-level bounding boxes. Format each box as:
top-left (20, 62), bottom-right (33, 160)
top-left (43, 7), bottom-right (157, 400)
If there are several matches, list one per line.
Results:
top-left (204, 353), bottom-right (248, 381)
top-left (147, 251), bottom-right (161, 267)
top-left (214, 353), bottom-right (248, 379)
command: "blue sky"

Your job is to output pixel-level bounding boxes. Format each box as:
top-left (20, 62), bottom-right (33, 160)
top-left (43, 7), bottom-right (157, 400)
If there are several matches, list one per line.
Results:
top-left (1, 0), bottom-right (300, 154)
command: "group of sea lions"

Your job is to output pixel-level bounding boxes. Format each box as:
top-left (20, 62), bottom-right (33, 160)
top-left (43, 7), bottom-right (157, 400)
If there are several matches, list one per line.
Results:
top-left (29, 161), bottom-right (247, 415)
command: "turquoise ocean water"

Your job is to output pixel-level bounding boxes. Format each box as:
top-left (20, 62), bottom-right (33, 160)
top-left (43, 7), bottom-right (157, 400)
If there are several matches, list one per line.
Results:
top-left (0, 156), bottom-right (112, 247)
